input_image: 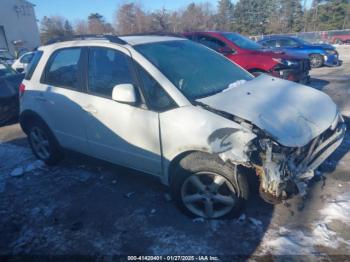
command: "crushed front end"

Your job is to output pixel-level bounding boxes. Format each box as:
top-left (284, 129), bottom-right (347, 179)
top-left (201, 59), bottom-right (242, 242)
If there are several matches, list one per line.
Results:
top-left (270, 58), bottom-right (311, 84)
top-left (253, 114), bottom-right (346, 203)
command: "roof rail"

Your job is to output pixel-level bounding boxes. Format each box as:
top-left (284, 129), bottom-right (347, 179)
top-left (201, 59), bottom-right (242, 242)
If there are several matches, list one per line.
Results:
top-left (45, 34), bottom-right (127, 45)
top-left (120, 32), bottom-right (185, 38)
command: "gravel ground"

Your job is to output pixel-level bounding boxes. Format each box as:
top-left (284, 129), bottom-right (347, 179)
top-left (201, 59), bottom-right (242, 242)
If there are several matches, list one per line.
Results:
top-left (0, 46), bottom-right (350, 260)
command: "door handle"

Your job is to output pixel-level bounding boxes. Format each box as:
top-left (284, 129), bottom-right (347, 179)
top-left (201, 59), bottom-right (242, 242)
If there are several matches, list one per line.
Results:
top-left (83, 105), bottom-right (98, 114)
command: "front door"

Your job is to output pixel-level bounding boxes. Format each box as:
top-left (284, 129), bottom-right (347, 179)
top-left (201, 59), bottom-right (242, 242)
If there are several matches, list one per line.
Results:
top-left (83, 46), bottom-right (162, 175)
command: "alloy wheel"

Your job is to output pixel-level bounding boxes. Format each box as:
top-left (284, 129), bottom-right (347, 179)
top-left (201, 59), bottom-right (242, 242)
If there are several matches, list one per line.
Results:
top-left (181, 171), bottom-right (237, 218)
top-left (29, 126), bottom-right (51, 160)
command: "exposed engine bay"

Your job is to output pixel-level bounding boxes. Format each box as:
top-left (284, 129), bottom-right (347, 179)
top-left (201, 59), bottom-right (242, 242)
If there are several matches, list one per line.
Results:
top-left (200, 102), bottom-right (346, 204)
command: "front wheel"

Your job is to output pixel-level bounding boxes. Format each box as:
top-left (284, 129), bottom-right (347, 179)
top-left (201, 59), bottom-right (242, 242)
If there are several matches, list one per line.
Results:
top-left (309, 54), bottom-right (324, 68)
top-left (28, 120), bottom-right (62, 165)
top-left (171, 152), bottom-right (249, 219)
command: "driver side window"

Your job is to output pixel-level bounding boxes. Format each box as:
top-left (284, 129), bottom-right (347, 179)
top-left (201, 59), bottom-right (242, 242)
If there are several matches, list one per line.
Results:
top-left (136, 63), bottom-right (176, 112)
top-left (88, 47), bottom-right (135, 98)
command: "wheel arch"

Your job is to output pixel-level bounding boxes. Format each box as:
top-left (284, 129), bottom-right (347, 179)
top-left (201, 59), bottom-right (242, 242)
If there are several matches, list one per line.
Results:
top-left (20, 110), bottom-right (52, 135)
top-left (166, 150), bottom-right (211, 185)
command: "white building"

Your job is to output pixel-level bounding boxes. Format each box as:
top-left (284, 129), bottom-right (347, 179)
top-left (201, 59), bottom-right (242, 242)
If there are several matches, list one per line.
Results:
top-left (0, 0), bottom-right (40, 56)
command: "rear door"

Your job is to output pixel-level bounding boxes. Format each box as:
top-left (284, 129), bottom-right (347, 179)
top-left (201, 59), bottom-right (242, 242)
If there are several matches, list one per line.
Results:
top-left (39, 47), bottom-right (89, 153)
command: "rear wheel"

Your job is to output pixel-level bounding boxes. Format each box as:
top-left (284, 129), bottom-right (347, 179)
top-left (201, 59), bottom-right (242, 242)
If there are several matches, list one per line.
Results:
top-left (309, 54), bottom-right (324, 68)
top-left (171, 152), bottom-right (249, 219)
top-left (27, 120), bottom-right (62, 165)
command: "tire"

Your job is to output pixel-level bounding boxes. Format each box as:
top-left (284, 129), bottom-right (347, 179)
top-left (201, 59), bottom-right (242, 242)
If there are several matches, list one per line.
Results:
top-left (27, 119), bottom-right (63, 165)
top-left (309, 54), bottom-right (324, 68)
top-left (170, 152), bottom-right (249, 219)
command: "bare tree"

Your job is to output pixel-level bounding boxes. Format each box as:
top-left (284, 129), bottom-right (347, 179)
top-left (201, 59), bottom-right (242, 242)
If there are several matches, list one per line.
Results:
top-left (88, 13), bottom-right (114, 34)
top-left (74, 19), bottom-right (89, 34)
top-left (114, 3), bottom-right (151, 34)
top-left (40, 16), bottom-right (72, 43)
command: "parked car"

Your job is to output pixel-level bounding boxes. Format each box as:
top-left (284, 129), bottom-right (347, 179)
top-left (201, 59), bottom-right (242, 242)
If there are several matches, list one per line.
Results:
top-left (0, 62), bottom-right (24, 125)
top-left (258, 35), bottom-right (341, 68)
top-left (0, 49), bottom-right (15, 65)
top-left (326, 31), bottom-right (350, 44)
top-left (12, 51), bottom-right (35, 73)
top-left (19, 35), bottom-right (345, 219)
top-left (184, 31), bottom-right (311, 83)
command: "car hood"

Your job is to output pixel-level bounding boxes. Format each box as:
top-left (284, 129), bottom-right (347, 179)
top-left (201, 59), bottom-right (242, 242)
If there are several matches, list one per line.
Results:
top-left (197, 74), bottom-right (338, 147)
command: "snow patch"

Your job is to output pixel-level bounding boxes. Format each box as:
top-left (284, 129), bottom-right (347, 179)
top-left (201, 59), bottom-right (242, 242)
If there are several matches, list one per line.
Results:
top-left (320, 192), bottom-right (350, 225)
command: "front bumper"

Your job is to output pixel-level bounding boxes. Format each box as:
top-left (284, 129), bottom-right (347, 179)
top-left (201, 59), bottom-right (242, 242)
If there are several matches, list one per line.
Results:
top-left (324, 52), bottom-right (341, 67)
top-left (271, 59), bottom-right (311, 84)
top-left (257, 117), bottom-right (346, 203)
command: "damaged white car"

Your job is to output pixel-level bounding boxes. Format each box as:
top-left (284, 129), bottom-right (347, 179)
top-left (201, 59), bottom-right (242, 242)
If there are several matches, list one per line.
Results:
top-left (19, 35), bottom-right (346, 219)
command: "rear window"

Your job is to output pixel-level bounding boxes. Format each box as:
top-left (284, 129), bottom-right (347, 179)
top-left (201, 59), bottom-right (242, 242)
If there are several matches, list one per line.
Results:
top-left (25, 51), bottom-right (43, 80)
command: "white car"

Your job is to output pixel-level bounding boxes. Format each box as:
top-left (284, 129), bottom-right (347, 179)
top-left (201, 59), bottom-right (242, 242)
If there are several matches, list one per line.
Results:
top-left (19, 35), bottom-right (346, 219)
top-left (11, 52), bottom-right (34, 73)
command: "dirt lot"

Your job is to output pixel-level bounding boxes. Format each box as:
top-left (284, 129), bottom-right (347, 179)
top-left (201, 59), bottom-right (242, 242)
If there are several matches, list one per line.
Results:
top-left (1, 46), bottom-right (350, 260)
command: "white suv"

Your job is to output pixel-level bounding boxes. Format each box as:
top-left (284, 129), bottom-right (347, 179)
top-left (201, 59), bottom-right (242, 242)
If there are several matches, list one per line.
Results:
top-left (20, 35), bottom-right (346, 219)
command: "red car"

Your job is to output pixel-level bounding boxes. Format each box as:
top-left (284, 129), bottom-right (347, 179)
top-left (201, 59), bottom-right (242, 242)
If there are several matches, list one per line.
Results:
top-left (325, 31), bottom-right (350, 44)
top-left (184, 31), bottom-right (311, 83)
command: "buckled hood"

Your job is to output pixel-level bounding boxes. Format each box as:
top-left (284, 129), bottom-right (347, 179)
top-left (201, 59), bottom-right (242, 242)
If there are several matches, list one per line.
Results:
top-left (198, 74), bottom-right (338, 147)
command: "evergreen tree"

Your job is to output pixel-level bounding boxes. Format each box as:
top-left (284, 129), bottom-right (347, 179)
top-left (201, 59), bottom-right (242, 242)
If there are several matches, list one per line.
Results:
top-left (216, 0), bottom-right (234, 31)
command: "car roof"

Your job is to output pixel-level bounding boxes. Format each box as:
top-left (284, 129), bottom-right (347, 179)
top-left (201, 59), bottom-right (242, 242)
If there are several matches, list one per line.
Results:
top-left (120, 35), bottom-right (184, 45)
top-left (260, 35), bottom-right (298, 41)
top-left (40, 35), bottom-right (185, 51)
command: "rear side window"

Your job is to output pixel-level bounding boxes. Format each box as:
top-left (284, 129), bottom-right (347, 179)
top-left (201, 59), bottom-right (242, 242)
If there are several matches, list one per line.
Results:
top-left (43, 48), bottom-right (82, 90)
top-left (88, 47), bottom-right (134, 98)
top-left (24, 51), bottom-right (43, 80)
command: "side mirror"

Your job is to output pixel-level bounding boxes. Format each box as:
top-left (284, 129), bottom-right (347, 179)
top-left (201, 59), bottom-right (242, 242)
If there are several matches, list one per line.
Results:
top-left (218, 46), bottom-right (234, 55)
top-left (112, 84), bottom-right (137, 104)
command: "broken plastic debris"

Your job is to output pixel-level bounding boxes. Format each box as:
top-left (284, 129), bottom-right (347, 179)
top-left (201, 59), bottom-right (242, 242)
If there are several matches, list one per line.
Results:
top-left (193, 217), bottom-right (205, 223)
top-left (125, 192), bottom-right (135, 198)
top-left (112, 180), bottom-right (117, 184)
top-left (25, 160), bottom-right (45, 173)
top-left (10, 167), bottom-right (24, 177)
top-left (237, 213), bottom-right (246, 222)
top-left (164, 193), bottom-right (172, 202)
top-left (248, 217), bottom-right (263, 227)
top-left (150, 209), bottom-right (156, 214)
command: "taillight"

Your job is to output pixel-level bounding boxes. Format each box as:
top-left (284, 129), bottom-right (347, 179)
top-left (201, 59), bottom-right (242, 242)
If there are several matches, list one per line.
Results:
top-left (19, 83), bottom-right (25, 97)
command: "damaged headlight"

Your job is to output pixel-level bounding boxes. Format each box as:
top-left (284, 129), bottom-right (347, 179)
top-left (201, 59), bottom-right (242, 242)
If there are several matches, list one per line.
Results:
top-left (273, 58), bottom-right (299, 68)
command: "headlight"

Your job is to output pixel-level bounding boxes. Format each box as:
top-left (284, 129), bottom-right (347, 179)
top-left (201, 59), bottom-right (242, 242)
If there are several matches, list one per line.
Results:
top-left (326, 50), bottom-right (337, 55)
top-left (273, 58), bottom-right (299, 67)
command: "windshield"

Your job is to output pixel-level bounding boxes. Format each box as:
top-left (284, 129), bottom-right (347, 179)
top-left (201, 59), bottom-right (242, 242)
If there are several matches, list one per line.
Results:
top-left (0, 63), bottom-right (16, 77)
top-left (134, 40), bottom-right (253, 100)
top-left (221, 33), bottom-right (263, 50)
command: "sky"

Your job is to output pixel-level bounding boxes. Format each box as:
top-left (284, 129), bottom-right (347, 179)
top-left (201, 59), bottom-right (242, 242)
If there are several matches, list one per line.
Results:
top-left (30, 0), bottom-right (219, 23)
